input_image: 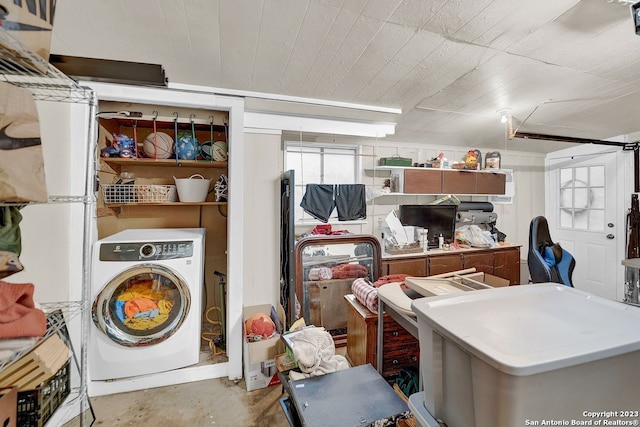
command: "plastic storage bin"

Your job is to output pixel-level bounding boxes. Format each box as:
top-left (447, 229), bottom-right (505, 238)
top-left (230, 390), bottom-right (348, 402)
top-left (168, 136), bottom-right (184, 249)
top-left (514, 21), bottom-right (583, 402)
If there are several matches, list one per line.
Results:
top-left (17, 360), bottom-right (70, 427)
top-left (411, 283), bottom-right (640, 427)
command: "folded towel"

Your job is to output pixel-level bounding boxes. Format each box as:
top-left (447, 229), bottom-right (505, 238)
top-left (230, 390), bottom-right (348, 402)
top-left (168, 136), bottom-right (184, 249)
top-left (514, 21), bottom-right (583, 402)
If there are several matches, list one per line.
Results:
top-left (0, 281), bottom-right (46, 338)
top-left (289, 327), bottom-right (349, 380)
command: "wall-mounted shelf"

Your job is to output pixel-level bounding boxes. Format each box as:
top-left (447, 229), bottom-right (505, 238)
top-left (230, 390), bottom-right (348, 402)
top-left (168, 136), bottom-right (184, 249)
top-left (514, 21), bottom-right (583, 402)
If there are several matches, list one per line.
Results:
top-left (370, 167), bottom-right (507, 196)
top-left (101, 158), bottom-right (227, 174)
top-left (104, 201), bottom-right (227, 207)
top-left (365, 166), bottom-right (506, 174)
top-left (374, 192), bottom-right (501, 197)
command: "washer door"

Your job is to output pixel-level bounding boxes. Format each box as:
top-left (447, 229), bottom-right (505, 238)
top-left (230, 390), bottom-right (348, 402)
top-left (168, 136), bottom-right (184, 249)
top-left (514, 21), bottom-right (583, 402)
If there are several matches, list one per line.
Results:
top-left (92, 264), bottom-right (191, 347)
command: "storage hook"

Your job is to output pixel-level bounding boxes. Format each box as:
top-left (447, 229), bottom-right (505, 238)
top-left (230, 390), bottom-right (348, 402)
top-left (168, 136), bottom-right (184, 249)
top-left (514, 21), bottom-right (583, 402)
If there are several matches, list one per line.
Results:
top-left (209, 116), bottom-right (215, 163)
top-left (173, 112), bottom-right (180, 165)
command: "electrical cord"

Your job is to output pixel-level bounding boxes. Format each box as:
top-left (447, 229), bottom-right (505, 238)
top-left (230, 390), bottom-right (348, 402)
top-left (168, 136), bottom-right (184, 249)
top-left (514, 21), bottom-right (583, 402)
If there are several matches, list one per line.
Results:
top-left (201, 305), bottom-right (225, 356)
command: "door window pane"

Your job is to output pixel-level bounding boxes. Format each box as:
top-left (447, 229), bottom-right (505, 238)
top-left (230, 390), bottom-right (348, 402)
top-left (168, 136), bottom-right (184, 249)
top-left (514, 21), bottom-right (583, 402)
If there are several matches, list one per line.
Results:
top-left (574, 188), bottom-right (589, 211)
top-left (560, 188), bottom-right (573, 208)
top-left (574, 167), bottom-right (588, 186)
top-left (560, 210), bottom-right (573, 228)
top-left (558, 164), bottom-right (606, 232)
top-left (591, 188), bottom-right (605, 209)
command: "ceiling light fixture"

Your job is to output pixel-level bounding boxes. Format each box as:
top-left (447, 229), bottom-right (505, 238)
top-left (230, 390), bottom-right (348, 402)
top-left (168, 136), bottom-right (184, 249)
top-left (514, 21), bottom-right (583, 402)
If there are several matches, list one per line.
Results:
top-left (497, 108), bottom-right (511, 124)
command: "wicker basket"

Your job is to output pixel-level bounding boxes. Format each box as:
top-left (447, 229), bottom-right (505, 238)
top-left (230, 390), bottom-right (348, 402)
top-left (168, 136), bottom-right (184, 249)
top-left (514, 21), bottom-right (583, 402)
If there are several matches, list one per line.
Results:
top-left (102, 184), bottom-right (177, 204)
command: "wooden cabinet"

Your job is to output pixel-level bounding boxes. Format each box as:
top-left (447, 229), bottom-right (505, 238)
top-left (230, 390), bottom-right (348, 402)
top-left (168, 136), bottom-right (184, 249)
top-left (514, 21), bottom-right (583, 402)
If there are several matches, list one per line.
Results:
top-left (345, 295), bottom-right (419, 378)
top-left (476, 171), bottom-right (507, 194)
top-left (380, 315), bottom-right (420, 378)
top-left (382, 256), bottom-right (426, 276)
top-left (345, 294), bottom-right (378, 368)
top-left (383, 246), bottom-right (521, 285)
top-left (494, 248), bottom-right (521, 285)
top-left (427, 253), bottom-right (464, 276)
top-left (304, 278), bottom-right (355, 331)
top-left (441, 170), bottom-right (476, 194)
top-left (403, 169), bottom-right (442, 194)
top-left (388, 167), bottom-right (506, 195)
top-left (461, 252), bottom-right (494, 275)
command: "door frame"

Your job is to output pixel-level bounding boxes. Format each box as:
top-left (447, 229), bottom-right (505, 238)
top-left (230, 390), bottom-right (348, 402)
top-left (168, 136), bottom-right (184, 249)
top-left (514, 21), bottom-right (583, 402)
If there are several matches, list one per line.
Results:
top-left (545, 143), bottom-right (634, 301)
top-left (82, 80), bottom-right (245, 387)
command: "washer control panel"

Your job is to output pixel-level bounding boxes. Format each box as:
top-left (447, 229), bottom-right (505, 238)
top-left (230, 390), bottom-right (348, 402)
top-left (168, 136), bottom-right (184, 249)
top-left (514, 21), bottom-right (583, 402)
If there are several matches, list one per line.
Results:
top-left (100, 241), bottom-right (194, 261)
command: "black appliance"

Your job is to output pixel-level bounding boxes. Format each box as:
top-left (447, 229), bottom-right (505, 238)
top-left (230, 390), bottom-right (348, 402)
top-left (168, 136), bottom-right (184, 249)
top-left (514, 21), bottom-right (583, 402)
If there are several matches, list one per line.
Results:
top-left (399, 204), bottom-right (458, 248)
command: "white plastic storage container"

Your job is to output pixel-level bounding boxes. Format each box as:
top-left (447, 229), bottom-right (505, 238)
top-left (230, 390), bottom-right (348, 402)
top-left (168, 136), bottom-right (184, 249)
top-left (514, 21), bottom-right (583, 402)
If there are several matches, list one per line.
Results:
top-left (411, 283), bottom-right (640, 427)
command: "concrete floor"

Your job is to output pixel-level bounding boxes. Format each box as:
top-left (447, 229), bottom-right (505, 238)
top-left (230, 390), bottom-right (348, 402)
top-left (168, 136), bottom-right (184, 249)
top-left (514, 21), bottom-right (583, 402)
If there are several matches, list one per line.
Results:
top-left (90, 377), bottom-right (290, 427)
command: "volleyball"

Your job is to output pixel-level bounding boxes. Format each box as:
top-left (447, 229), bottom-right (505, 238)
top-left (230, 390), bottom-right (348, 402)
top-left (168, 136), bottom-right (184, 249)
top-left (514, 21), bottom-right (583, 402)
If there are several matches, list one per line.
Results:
top-left (175, 131), bottom-right (200, 160)
top-left (211, 141), bottom-right (228, 161)
top-left (143, 132), bottom-right (174, 159)
top-left (200, 140), bottom-right (227, 161)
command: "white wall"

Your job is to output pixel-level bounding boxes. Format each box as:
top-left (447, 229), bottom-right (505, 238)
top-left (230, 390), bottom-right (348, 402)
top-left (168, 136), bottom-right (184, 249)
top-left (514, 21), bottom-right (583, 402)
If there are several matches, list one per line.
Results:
top-left (242, 131), bottom-right (283, 307)
top-left (9, 100), bottom-right (91, 304)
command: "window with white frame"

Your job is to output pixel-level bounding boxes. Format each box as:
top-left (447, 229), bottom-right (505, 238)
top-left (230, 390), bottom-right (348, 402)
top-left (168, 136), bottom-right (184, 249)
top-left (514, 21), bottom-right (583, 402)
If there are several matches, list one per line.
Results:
top-left (285, 142), bottom-right (359, 222)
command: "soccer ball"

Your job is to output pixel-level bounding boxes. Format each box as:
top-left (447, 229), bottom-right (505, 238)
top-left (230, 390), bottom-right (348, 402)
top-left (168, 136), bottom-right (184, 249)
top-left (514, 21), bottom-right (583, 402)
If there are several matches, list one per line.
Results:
top-left (175, 131), bottom-right (200, 160)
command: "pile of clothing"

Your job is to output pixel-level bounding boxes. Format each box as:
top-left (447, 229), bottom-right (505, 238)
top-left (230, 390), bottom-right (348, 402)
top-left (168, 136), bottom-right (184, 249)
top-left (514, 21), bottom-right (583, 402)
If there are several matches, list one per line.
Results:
top-left (288, 327), bottom-right (349, 380)
top-left (0, 281), bottom-right (45, 339)
top-left (307, 263), bottom-right (369, 281)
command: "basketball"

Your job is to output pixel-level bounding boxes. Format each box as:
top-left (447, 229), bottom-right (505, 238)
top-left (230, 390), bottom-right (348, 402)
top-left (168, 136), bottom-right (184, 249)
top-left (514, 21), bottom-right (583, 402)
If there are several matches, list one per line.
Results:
top-left (143, 132), bottom-right (174, 159)
top-left (175, 131), bottom-right (200, 160)
top-left (211, 141), bottom-right (228, 161)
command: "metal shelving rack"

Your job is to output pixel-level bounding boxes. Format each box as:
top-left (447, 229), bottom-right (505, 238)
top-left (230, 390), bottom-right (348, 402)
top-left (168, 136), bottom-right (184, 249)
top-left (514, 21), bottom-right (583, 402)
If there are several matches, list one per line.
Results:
top-left (0, 27), bottom-right (97, 426)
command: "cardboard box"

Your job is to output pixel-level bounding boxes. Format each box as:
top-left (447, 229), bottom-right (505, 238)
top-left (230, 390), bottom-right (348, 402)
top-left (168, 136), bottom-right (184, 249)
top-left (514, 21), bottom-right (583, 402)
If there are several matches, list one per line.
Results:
top-left (405, 272), bottom-right (509, 297)
top-left (243, 304), bottom-right (285, 391)
top-left (0, 387), bottom-right (17, 427)
top-left (0, 0), bottom-right (55, 63)
top-left (457, 271), bottom-right (509, 288)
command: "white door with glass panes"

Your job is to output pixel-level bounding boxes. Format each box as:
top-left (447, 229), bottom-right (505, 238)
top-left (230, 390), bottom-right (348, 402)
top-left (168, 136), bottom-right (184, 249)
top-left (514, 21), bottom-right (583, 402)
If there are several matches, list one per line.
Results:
top-left (546, 147), bottom-right (623, 300)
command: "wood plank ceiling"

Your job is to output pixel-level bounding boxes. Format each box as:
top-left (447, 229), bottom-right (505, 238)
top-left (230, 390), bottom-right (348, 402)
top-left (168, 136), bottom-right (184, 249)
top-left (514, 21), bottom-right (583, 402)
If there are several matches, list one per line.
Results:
top-left (51, 0), bottom-right (640, 152)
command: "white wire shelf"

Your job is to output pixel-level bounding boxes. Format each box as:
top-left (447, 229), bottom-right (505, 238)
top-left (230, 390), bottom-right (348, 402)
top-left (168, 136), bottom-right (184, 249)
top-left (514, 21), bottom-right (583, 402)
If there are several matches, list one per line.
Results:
top-left (0, 27), bottom-right (92, 103)
top-left (0, 301), bottom-right (84, 372)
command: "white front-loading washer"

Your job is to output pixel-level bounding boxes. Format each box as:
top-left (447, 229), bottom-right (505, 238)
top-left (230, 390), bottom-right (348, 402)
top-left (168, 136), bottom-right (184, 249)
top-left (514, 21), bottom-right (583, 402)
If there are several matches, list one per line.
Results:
top-left (89, 228), bottom-right (205, 386)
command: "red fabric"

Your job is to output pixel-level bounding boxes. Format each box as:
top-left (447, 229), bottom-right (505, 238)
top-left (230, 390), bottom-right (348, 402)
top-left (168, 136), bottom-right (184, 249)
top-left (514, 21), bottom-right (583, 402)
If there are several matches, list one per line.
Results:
top-left (311, 224), bottom-right (332, 235)
top-left (330, 263), bottom-right (368, 279)
top-left (0, 281), bottom-right (46, 338)
top-left (374, 274), bottom-right (410, 289)
top-left (310, 225), bottom-right (350, 236)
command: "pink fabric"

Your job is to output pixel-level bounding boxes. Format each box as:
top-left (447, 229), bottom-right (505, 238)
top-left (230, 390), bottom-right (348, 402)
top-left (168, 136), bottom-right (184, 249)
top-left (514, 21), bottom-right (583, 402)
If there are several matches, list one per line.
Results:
top-left (0, 281), bottom-right (46, 338)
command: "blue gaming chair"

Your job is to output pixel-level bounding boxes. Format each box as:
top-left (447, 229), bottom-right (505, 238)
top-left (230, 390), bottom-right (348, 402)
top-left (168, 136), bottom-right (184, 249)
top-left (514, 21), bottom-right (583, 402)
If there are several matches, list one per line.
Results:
top-left (527, 216), bottom-right (575, 287)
